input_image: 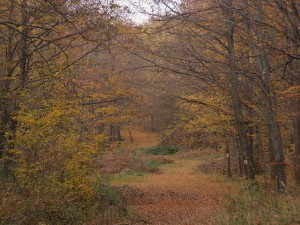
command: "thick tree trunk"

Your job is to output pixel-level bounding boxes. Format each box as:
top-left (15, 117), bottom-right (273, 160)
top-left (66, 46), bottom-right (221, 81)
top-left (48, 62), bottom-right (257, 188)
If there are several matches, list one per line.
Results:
top-left (265, 102), bottom-right (286, 191)
top-left (268, 135), bottom-right (277, 179)
top-left (254, 125), bottom-right (264, 174)
top-left (285, 0), bottom-right (300, 185)
top-left (234, 134), bottom-right (244, 176)
top-left (224, 1), bottom-right (255, 180)
top-left (242, 0), bottom-right (286, 191)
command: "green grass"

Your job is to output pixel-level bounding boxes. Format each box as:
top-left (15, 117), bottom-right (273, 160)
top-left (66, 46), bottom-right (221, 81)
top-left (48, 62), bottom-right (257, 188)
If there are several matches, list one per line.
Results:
top-left (143, 145), bottom-right (179, 155)
top-left (217, 186), bottom-right (300, 225)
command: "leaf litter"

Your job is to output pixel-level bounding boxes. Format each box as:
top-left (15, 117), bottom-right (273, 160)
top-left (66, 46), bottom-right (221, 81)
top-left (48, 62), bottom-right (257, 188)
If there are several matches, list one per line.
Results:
top-left (118, 156), bottom-right (229, 225)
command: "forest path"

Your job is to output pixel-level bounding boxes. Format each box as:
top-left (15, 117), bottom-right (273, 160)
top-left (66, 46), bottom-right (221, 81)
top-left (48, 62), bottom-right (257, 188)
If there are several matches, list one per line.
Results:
top-left (116, 128), bottom-right (230, 224)
top-left (119, 155), bottom-right (229, 225)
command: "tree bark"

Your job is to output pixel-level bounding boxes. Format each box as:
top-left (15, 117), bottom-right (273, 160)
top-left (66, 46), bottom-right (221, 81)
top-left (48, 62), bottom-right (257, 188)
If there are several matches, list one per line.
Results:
top-left (234, 134), bottom-right (244, 176)
top-left (223, 0), bottom-right (255, 180)
top-left (243, 0), bottom-right (286, 191)
top-left (293, 110), bottom-right (300, 185)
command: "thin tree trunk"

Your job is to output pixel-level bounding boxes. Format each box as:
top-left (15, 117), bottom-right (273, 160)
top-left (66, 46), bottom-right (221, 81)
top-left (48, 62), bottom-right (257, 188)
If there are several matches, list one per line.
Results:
top-left (292, 48), bottom-right (300, 185)
top-left (293, 111), bottom-right (300, 185)
top-left (128, 128), bottom-right (134, 142)
top-left (225, 136), bottom-right (232, 178)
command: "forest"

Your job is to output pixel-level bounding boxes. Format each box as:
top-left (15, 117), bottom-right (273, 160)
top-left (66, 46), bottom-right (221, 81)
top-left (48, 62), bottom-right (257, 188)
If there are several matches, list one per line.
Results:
top-left (0, 0), bottom-right (299, 224)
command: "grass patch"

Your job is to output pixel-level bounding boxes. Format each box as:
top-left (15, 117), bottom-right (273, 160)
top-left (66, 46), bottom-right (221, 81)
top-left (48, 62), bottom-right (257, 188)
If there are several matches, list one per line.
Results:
top-left (144, 159), bottom-right (161, 168)
top-left (217, 186), bottom-right (300, 225)
top-left (108, 172), bottom-right (148, 184)
top-left (143, 145), bottom-right (179, 155)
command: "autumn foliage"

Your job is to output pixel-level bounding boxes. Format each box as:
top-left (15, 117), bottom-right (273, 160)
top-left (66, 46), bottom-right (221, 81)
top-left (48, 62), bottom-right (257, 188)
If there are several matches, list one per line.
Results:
top-left (0, 0), bottom-right (299, 224)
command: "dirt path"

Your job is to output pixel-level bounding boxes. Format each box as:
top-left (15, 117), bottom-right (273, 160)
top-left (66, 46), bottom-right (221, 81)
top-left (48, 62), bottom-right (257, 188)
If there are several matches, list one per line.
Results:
top-left (121, 156), bottom-right (228, 225)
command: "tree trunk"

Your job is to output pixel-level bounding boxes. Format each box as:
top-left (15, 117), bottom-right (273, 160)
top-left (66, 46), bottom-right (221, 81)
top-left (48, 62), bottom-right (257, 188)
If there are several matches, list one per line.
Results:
top-left (0, 0), bottom-right (16, 174)
top-left (293, 111), bottom-right (300, 185)
top-left (292, 49), bottom-right (300, 185)
top-left (284, 0), bottom-right (300, 185)
top-left (254, 125), bottom-right (264, 174)
top-left (223, 0), bottom-right (255, 180)
top-left (243, 0), bottom-right (286, 191)
top-left (225, 137), bottom-right (232, 178)
top-left (128, 128), bottom-right (134, 142)
top-left (234, 134), bottom-right (244, 176)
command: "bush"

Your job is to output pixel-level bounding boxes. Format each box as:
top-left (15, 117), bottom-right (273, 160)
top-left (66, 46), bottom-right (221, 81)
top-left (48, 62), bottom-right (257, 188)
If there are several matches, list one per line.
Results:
top-left (217, 187), bottom-right (300, 225)
top-left (143, 145), bottom-right (179, 155)
top-left (0, 176), bottom-right (126, 225)
top-left (94, 181), bottom-right (127, 224)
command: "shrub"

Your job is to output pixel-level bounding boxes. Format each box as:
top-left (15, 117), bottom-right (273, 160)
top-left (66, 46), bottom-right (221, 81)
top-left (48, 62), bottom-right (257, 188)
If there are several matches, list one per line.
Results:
top-left (0, 176), bottom-right (126, 225)
top-left (0, 105), bottom-right (127, 225)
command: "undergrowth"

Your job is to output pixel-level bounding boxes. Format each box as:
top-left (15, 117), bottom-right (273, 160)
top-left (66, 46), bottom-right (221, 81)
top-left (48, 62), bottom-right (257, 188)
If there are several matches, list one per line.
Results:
top-left (217, 185), bottom-right (300, 225)
top-left (96, 149), bottom-right (175, 174)
top-left (0, 176), bottom-right (126, 225)
top-left (143, 145), bottom-right (178, 155)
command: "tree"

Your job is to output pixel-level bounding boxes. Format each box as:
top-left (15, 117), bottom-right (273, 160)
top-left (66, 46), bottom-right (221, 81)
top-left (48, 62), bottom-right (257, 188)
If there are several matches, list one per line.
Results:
top-left (129, 0), bottom-right (300, 191)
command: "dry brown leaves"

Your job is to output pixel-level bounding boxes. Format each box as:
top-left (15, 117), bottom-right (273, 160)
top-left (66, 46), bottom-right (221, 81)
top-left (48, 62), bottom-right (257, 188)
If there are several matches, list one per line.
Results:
top-left (119, 157), bottom-right (229, 225)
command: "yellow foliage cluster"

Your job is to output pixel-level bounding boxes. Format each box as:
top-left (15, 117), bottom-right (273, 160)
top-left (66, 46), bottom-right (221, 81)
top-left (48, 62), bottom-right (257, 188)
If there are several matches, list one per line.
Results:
top-left (1, 69), bottom-right (132, 224)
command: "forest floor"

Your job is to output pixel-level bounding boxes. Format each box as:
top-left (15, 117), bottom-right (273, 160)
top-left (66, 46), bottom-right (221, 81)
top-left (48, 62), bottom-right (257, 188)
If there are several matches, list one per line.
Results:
top-left (98, 128), bottom-right (300, 225)
top-left (108, 128), bottom-right (233, 225)
top-left (117, 156), bottom-right (230, 225)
